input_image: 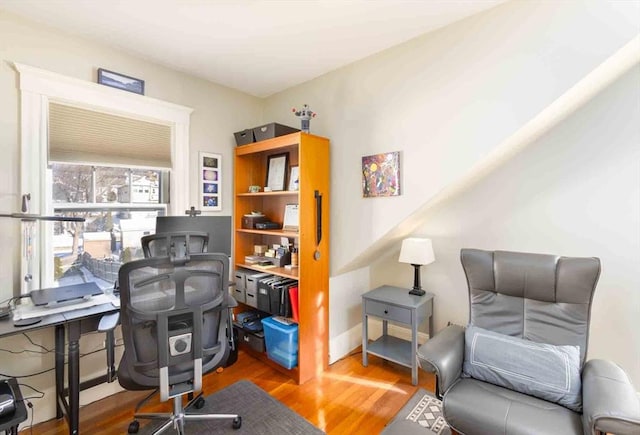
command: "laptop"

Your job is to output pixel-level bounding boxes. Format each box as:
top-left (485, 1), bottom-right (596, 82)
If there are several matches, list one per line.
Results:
top-left (30, 282), bottom-right (103, 308)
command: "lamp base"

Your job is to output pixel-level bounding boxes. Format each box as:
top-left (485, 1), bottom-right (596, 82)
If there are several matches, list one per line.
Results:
top-left (408, 288), bottom-right (426, 296)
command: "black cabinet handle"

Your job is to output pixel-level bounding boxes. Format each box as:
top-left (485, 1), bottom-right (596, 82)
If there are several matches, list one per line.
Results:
top-left (314, 190), bottom-right (322, 261)
top-left (315, 190), bottom-right (322, 245)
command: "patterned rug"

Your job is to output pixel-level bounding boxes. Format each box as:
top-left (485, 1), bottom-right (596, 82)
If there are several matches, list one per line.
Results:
top-left (381, 389), bottom-right (451, 435)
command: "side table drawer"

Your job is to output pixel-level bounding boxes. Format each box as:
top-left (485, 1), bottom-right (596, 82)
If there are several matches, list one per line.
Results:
top-left (365, 300), bottom-right (411, 324)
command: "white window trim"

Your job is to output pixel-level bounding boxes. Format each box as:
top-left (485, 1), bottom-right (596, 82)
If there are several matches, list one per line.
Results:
top-left (14, 62), bottom-right (193, 292)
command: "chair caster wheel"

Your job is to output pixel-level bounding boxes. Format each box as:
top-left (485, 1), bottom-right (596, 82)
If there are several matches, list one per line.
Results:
top-left (232, 416), bottom-right (242, 429)
top-left (128, 420), bottom-right (140, 433)
top-left (194, 397), bottom-right (205, 409)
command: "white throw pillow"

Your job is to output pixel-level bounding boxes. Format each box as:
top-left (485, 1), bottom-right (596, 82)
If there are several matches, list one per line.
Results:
top-left (463, 325), bottom-right (582, 412)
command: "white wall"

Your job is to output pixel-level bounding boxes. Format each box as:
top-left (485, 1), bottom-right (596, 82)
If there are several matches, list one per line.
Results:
top-left (328, 267), bottom-right (370, 363)
top-left (262, 0), bottom-right (640, 377)
top-left (0, 10), bottom-right (263, 425)
top-left (263, 0), bottom-right (639, 273)
top-left (1, 0), bottom-right (639, 427)
top-left (372, 64), bottom-right (640, 386)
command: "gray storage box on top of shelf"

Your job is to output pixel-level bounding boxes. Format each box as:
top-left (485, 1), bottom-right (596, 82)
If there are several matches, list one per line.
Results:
top-left (234, 129), bottom-right (254, 146)
top-left (253, 123), bottom-right (299, 142)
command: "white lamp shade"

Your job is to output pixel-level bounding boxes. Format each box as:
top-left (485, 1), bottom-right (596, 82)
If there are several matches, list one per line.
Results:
top-left (399, 238), bottom-right (435, 266)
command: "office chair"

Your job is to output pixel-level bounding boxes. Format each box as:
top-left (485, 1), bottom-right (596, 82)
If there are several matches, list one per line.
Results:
top-left (417, 249), bottom-right (639, 435)
top-left (141, 231), bottom-right (237, 367)
top-left (117, 253), bottom-right (241, 434)
top-left (99, 231), bottom-right (214, 386)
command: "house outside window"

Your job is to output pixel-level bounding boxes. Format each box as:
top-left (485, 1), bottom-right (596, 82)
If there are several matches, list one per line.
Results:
top-left (51, 163), bottom-right (167, 288)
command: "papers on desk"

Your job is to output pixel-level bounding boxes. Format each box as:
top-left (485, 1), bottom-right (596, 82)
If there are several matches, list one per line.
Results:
top-left (13, 294), bottom-right (118, 321)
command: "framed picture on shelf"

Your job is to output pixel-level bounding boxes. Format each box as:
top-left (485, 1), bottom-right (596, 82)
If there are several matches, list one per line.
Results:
top-left (266, 153), bottom-right (288, 191)
top-left (199, 152), bottom-right (222, 210)
top-left (283, 204), bottom-right (300, 232)
top-left (288, 166), bottom-right (300, 191)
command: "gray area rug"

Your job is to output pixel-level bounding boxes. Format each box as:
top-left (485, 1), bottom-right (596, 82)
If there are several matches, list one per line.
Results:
top-left (139, 380), bottom-right (324, 434)
top-left (381, 388), bottom-right (451, 435)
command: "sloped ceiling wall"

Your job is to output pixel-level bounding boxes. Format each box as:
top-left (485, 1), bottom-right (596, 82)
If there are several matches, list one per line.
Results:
top-left (371, 63), bottom-right (640, 387)
top-left (262, 0), bottom-right (640, 276)
top-left (339, 34), bottom-right (639, 274)
top-left (261, 0), bottom-right (640, 381)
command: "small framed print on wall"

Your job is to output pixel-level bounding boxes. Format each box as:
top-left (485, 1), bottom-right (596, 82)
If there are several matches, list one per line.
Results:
top-left (362, 151), bottom-right (401, 198)
top-left (200, 152), bottom-right (222, 211)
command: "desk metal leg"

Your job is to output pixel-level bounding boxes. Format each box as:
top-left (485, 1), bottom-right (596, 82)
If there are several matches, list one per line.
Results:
top-left (55, 325), bottom-right (64, 419)
top-left (67, 321), bottom-right (81, 435)
top-left (105, 329), bottom-right (116, 383)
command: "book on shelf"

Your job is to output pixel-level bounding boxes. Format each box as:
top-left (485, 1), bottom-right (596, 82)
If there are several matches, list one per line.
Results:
top-left (288, 286), bottom-right (299, 322)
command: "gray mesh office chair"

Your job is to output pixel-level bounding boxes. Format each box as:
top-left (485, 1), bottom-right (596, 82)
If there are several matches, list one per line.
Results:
top-left (417, 249), bottom-right (639, 435)
top-left (99, 231), bottom-right (214, 386)
top-left (117, 253), bottom-right (241, 434)
top-left (140, 231), bottom-right (237, 368)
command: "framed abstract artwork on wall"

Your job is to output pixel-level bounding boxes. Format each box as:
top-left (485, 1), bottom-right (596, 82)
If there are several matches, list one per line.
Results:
top-left (362, 151), bottom-right (401, 197)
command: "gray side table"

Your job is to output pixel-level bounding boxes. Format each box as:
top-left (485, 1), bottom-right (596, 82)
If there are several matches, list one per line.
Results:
top-left (362, 285), bottom-right (434, 385)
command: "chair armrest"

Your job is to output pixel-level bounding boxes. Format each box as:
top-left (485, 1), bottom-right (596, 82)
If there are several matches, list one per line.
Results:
top-left (223, 292), bottom-right (238, 308)
top-left (417, 324), bottom-right (465, 396)
top-left (582, 359), bottom-right (640, 435)
top-left (98, 312), bottom-right (120, 332)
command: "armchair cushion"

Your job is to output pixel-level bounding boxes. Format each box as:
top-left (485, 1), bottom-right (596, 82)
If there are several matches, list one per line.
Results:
top-left (463, 325), bottom-right (582, 412)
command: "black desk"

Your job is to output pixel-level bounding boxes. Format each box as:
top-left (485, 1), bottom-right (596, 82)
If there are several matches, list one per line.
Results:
top-left (0, 378), bottom-right (28, 434)
top-left (0, 302), bottom-right (118, 435)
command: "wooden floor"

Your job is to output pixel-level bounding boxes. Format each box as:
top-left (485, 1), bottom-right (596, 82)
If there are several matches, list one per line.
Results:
top-left (29, 349), bottom-right (436, 434)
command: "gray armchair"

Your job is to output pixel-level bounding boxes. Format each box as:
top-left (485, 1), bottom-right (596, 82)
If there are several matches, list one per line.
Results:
top-left (417, 249), bottom-right (639, 435)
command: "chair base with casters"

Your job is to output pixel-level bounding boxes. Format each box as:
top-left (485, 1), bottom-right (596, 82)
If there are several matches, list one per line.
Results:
top-left (125, 388), bottom-right (241, 434)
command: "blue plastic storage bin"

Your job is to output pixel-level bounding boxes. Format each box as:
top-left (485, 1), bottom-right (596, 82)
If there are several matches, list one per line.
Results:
top-left (261, 317), bottom-right (298, 369)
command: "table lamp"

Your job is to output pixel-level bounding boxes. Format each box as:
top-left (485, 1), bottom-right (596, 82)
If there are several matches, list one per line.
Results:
top-left (398, 238), bottom-right (435, 296)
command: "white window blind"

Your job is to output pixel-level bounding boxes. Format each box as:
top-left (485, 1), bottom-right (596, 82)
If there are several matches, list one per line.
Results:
top-left (48, 103), bottom-right (172, 168)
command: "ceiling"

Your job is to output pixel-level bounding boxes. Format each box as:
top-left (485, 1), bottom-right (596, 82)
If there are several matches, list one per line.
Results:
top-left (0, 0), bottom-right (504, 97)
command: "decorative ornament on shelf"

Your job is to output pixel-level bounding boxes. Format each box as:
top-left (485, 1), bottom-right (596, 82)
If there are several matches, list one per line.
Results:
top-left (292, 104), bottom-right (316, 133)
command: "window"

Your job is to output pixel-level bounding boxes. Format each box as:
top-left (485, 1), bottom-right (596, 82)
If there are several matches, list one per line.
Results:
top-left (15, 63), bottom-right (192, 293)
top-left (51, 163), bottom-right (168, 288)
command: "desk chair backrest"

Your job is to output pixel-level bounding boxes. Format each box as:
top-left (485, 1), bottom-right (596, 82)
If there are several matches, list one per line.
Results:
top-left (141, 231), bottom-right (209, 260)
top-left (461, 249), bottom-right (600, 365)
top-left (117, 253), bottom-right (229, 401)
